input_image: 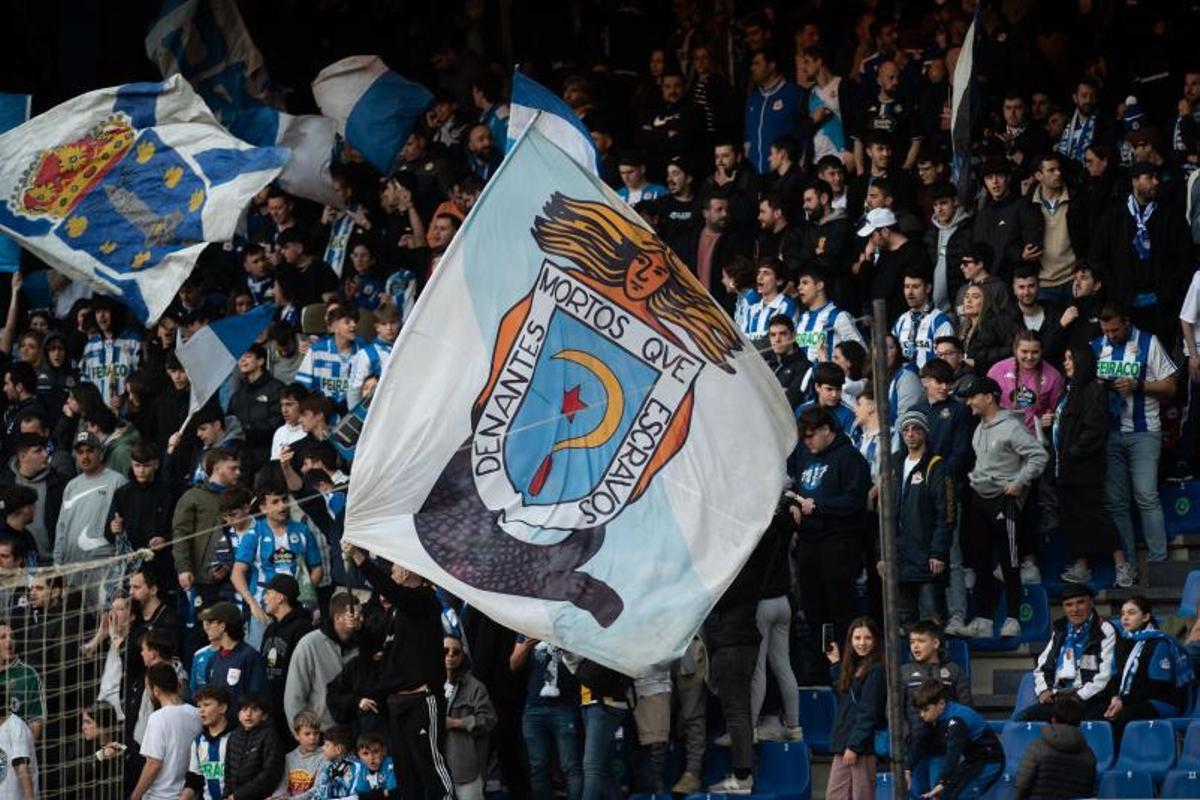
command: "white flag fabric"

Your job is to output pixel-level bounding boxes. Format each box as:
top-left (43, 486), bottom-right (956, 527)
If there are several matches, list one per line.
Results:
top-left (345, 127), bottom-right (796, 675)
top-left (507, 72), bottom-right (601, 176)
top-left (0, 75), bottom-right (286, 323)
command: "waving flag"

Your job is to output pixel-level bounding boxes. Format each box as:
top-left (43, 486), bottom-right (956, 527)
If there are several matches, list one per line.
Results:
top-left (312, 56), bottom-right (433, 174)
top-left (950, 6), bottom-right (980, 201)
top-left (146, 0), bottom-right (340, 207)
top-left (346, 127), bottom-right (796, 675)
top-left (177, 302), bottom-right (276, 422)
top-left (0, 94), bottom-right (31, 273)
top-left (0, 75), bottom-right (287, 323)
top-left (507, 72), bottom-right (601, 176)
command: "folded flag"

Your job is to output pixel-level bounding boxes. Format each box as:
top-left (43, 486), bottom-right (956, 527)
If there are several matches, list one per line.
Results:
top-left (507, 71), bottom-right (601, 176)
top-left (0, 75), bottom-right (287, 323)
top-left (345, 126), bottom-right (796, 676)
top-left (312, 55), bottom-right (433, 174)
top-left (0, 94), bottom-right (31, 273)
top-left (176, 302), bottom-right (276, 422)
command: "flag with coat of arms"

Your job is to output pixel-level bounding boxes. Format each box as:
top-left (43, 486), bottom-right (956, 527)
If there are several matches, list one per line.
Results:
top-left (0, 74), bottom-right (287, 324)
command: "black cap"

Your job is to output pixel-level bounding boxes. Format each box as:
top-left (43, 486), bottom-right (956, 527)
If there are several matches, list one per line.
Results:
top-left (199, 601), bottom-right (242, 627)
top-left (1128, 161), bottom-right (1158, 178)
top-left (954, 374), bottom-right (1002, 399)
top-left (1060, 583), bottom-right (1095, 600)
top-left (265, 574), bottom-right (300, 605)
top-left (981, 157), bottom-right (1010, 177)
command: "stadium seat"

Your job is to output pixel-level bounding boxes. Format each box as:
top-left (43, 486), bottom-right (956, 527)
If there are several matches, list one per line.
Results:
top-left (1180, 720), bottom-right (1200, 771)
top-left (987, 720), bottom-right (1006, 734)
top-left (1008, 673), bottom-right (1038, 721)
top-left (1178, 569), bottom-right (1200, 616)
top-left (1161, 769), bottom-right (1200, 798)
top-left (944, 638), bottom-right (971, 679)
top-left (1162, 480), bottom-right (1200, 539)
top-left (1096, 770), bottom-right (1155, 798)
top-left (875, 771), bottom-right (895, 800)
top-left (798, 688), bottom-right (837, 755)
top-left (980, 770), bottom-right (1016, 800)
top-left (700, 745), bottom-right (731, 788)
top-left (999, 722), bottom-right (1044, 770)
top-left (1168, 688), bottom-right (1200, 734)
top-left (1113, 719), bottom-right (1176, 779)
top-left (1080, 720), bottom-right (1115, 771)
top-left (755, 741), bottom-right (811, 800)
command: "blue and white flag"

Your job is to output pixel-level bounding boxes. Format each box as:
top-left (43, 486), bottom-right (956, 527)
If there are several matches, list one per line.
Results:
top-left (507, 72), bottom-right (601, 176)
top-left (0, 75), bottom-right (287, 324)
top-left (950, 6), bottom-right (980, 201)
top-left (177, 302), bottom-right (275, 420)
top-left (0, 94), bottom-right (31, 274)
top-left (312, 56), bottom-right (433, 175)
top-left (346, 127), bottom-right (795, 675)
top-left (146, 0), bottom-right (340, 207)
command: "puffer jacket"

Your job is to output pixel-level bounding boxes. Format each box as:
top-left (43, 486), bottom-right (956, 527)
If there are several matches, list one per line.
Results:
top-left (445, 670), bottom-right (499, 784)
top-left (223, 721), bottom-right (286, 800)
top-left (890, 451), bottom-right (954, 582)
top-left (1014, 724), bottom-right (1097, 799)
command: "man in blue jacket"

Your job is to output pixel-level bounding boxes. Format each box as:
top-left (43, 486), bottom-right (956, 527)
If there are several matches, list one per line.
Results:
top-left (743, 47), bottom-right (804, 175)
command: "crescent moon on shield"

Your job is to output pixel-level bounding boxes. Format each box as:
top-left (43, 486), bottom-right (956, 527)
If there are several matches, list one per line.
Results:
top-left (551, 349), bottom-right (625, 452)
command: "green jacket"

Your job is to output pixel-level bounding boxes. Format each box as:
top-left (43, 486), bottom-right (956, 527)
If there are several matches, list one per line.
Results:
top-left (171, 482), bottom-right (225, 583)
top-left (102, 423), bottom-right (141, 478)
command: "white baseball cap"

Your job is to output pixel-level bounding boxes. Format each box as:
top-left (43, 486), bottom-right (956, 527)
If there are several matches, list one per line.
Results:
top-left (856, 207), bottom-right (898, 237)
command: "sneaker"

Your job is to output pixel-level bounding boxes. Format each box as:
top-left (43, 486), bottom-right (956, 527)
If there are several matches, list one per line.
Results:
top-left (963, 568), bottom-right (976, 590)
top-left (993, 563), bottom-right (1004, 582)
top-left (964, 616), bottom-right (994, 638)
top-left (943, 615), bottom-right (969, 637)
top-left (783, 726), bottom-right (804, 741)
top-left (1020, 560), bottom-right (1042, 585)
top-left (712, 731), bottom-right (731, 747)
top-left (1060, 564), bottom-right (1093, 584)
top-left (756, 720), bottom-right (785, 742)
top-left (1168, 463), bottom-right (1194, 482)
top-left (672, 772), bottom-right (702, 795)
top-left (999, 617), bottom-right (1021, 637)
top-left (1115, 562), bottom-right (1136, 588)
top-left (708, 774), bottom-right (753, 795)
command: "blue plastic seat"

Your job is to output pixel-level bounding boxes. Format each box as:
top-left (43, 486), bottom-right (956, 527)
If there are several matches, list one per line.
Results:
top-left (798, 688), bottom-right (837, 755)
top-left (1000, 722), bottom-right (1044, 770)
top-left (755, 741), bottom-right (811, 800)
top-left (875, 772), bottom-right (895, 800)
top-left (971, 586), bottom-right (1052, 653)
top-left (1080, 720), bottom-right (1115, 771)
top-left (981, 770), bottom-right (1016, 800)
top-left (1178, 570), bottom-right (1200, 616)
top-left (944, 638), bottom-right (971, 679)
top-left (1180, 720), bottom-right (1200, 770)
top-left (1162, 769), bottom-right (1200, 798)
top-left (1097, 770), bottom-right (1155, 798)
top-left (1009, 673), bottom-right (1037, 720)
top-left (700, 746), bottom-right (731, 787)
top-left (1168, 688), bottom-right (1200, 733)
top-left (987, 720), bottom-right (1006, 734)
top-left (1113, 719), bottom-right (1177, 779)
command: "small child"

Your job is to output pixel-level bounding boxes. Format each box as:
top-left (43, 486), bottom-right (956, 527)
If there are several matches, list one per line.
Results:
top-left (353, 732), bottom-right (398, 798)
top-left (903, 621), bottom-right (972, 773)
top-left (910, 680), bottom-right (1004, 799)
top-left (224, 694), bottom-right (285, 800)
top-left (314, 725), bottom-right (361, 800)
top-left (272, 711), bottom-right (327, 799)
top-left (185, 685), bottom-right (233, 800)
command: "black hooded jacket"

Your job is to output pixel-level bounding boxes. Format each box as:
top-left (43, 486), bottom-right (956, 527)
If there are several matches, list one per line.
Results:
top-left (788, 433), bottom-right (870, 541)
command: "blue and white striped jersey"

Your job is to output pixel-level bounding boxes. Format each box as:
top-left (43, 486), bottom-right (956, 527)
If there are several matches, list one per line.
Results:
top-left (743, 293), bottom-right (800, 339)
top-left (1092, 326), bottom-right (1176, 432)
top-left (189, 727), bottom-right (231, 800)
top-left (346, 339), bottom-right (394, 408)
top-left (80, 331), bottom-right (141, 397)
top-left (234, 517), bottom-right (322, 605)
top-left (352, 756), bottom-right (398, 793)
top-left (245, 273), bottom-right (274, 306)
top-left (892, 306), bottom-right (955, 368)
top-left (796, 302), bottom-right (864, 362)
top-left (295, 336), bottom-right (367, 407)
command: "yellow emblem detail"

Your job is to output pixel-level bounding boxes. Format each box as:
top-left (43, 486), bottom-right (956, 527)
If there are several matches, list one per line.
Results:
top-left (136, 140), bottom-right (156, 164)
top-left (65, 216), bottom-right (87, 238)
top-left (188, 188), bottom-right (205, 212)
top-left (17, 117), bottom-right (135, 220)
top-left (163, 166), bottom-right (183, 189)
top-left (98, 241), bottom-right (117, 255)
top-left (132, 251), bottom-right (151, 269)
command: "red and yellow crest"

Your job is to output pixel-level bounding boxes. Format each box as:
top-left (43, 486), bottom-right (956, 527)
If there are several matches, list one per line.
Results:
top-left (16, 117), bottom-right (135, 219)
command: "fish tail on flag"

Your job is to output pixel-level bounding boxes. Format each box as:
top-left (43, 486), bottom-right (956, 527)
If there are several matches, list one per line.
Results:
top-left (507, 71), bottom-right (601, 176)
top-left (345, 124), bottom-right (795, 676)
top-left (177, 302), bottom-right (276, 427)
top-left (950, 5), bottom-right (980, 202)
top-left (312, 56), bottom-right (433, 175)
top-left (0, 75), bottom-right (287, 324)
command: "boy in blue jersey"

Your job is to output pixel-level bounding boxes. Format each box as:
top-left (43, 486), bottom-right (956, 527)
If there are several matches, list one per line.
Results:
top-left (742, 260), bottom-right (799, 341)
top-left (295, 306), bottom-right (366, 414)
top-left (232, 487), bottom-right (323, 650)
top-left (353, 732), bottom-right (398, 798)
top-left (183, 686), bottom-right (232, 800)
top-left (346, 304), bottom-right (400, 409)
top-left (795, 362), bottom-right (856, 432)
top-left (911, 680), bottom-right (1004, 799)
top-left (795, 267), bottom-right (864, 364)
top-left (314, 725), bottom-right (360, 800)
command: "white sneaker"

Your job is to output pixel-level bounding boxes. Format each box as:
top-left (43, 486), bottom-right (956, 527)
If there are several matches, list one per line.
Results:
top-left (965, 616), bottom-right (994, 638)
top-left (712, 731), bottom-right (731, 747)
top-left (708, 774), bottom-right (753, 795)
top-left (756, 720), bottom-right (785, 742)
top-left (964, 568), bottom-right (976, 590)
top-left (943, 615), bottom-right (969, 637)
top-left (1020, 560), bottom-right (1042, 585)
top-left (1060, 564), bottom-right (1093, 584)
top-left (1115, 562), bottom-right (1136, 588)
top-left (999, 617), bottom-right (1021, 637)
top-left (783, 726), bottom-right (804, 741)
top-left (993, 563), bottom-right (1004, 582)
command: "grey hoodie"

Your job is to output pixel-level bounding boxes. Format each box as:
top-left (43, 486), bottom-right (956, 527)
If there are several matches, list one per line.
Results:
top-left (53, 467), bottom-right (127, 567)
top-left (967, 409), bottom-right (1048, 499)
top-left (283, 625), bottom-right (357, 732)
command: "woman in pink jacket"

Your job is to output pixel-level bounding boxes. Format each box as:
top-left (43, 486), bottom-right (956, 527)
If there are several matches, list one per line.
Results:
top-left (987, 329), bottom-right (1065, 437)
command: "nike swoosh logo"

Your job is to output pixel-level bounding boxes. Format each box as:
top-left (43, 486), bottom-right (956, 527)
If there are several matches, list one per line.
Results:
top-left (76, 526), bottom-right (110, 552)
top-left (653, 114), bottom-right (679, 127)
top-left (60, 483), bottom-right (113, 511)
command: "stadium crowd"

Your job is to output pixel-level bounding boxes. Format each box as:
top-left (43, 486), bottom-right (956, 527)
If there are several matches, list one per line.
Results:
top-left (7, 1), bottom-right (1200, 799)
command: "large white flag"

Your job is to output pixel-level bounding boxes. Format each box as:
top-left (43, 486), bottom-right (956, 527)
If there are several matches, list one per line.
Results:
top-left (0, 75), bottom-right (286, 323)
top-left (345, 127), bottom-right (795, 675)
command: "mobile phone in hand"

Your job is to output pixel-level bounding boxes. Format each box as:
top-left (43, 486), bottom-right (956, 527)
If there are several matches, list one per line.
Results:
top-left (821, 623), bottom-right (835, 654)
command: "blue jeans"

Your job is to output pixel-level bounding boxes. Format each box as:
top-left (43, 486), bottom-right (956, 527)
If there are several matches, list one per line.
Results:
top-left (1105, 431), bottom-right (1168, 561)
top-left (523, 704), bottom-right (582, 800)
top-left (582, 703), bottom-right (627, 800)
